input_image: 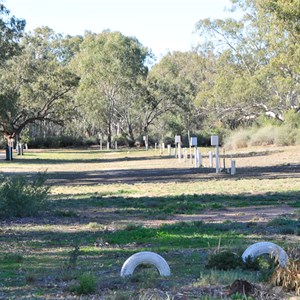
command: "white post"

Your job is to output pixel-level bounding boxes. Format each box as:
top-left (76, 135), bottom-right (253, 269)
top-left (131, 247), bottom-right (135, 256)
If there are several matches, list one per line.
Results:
top-left (215, 145), bottom-right (220, 173)
top-left (196, 148), bottom-right (201, 168)
top-left (107, 142), bottom-right (110, 150)
top-left (167, 145), bottom-right (171, 156)
top-left (174, 145), bottom-right (177, 158)
top-left (190, 146), bottom-right (192, 165)
top-left (155, 142), bottom-right (157, 150)
top-left (184, 148), bottom-right (187, 162)
top-left (199, 152), bottom-right (202, 167)
top-left (115, 141), bottom-right (118, 150)
top-left (178, 144), bottom-right (181, 162)
top-left (194, 147), bottom-right (197, 168)
top-left (160, 144), bottom-right (163, 155)
top-left (209, 151), bottom-right (213, 168)
top-left (231, 159), bottom-right (236, 175)
top-left (162, 143), bottom-right (165, 154)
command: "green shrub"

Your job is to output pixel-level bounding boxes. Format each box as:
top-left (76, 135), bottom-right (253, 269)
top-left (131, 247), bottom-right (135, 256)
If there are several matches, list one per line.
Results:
top-left (70, 272), bottom-right (97, 295)
top-left (249, 126), bottom-right (275, 146)
top-left (206, 251), bottom-right (243, 270)
top-left (0, 174), bottom-right (49, 218)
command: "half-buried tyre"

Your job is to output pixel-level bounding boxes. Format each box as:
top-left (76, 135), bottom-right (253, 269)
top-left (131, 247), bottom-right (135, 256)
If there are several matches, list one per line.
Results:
top-left (120, 251), bottom-right (171, 277)
top-left (242, 241), bottom-right (288, 267)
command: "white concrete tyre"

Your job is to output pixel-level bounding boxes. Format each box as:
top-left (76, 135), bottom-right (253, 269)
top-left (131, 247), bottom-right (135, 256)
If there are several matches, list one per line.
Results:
top-left (242, 242), bottom-right (289, 267)
top-left (120, 251), bottom-right (171, 277)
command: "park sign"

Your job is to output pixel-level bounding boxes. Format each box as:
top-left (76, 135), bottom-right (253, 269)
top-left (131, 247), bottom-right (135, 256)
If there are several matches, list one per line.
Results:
top-left (190, 137), bottom-right (197, 146)
top-left (175, 135), bottom-right (181, 144)
top-left (211, 135), bottom-right (219, 146)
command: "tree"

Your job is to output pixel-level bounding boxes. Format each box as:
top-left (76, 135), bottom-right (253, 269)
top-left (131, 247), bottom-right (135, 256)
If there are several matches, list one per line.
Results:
top-left (72, 30), bottom-right (150, 146)
top-left (144, 51), bottom-right (208, 143)
top-left (0, 27), bottom-right (79, 146)
top-left (0, 0), bottom-right (25, 64)
top-left (194, 0), bottom-right (300, 127)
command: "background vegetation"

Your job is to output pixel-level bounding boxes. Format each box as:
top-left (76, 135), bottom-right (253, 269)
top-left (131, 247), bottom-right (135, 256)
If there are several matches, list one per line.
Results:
top-left (0, 0), bottom-right (299, 150)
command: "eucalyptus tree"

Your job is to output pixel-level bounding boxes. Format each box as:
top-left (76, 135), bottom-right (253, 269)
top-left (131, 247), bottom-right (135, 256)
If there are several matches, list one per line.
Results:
top-left (0, 27), bottom-right (79, 145)
top-left (195, 0), bottom-right (300, 126)
top-left (72, 30), bottom-right (150, 145)
top-left (0, 0), bottom-right (25, 64)
top-left (145, 51), bottom-right (208, 142)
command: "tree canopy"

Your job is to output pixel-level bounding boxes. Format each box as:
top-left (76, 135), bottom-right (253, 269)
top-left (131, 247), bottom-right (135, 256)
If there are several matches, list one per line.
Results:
top-left (0, 0), bottom-right (299, 148)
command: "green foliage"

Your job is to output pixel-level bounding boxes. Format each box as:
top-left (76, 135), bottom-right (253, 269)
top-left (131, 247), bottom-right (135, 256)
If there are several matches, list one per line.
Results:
top-left (0, 173), bottom-right (49, 218)
top-left (0, 2), bottom-right (25, 63)
top-left (206, 251), bottom-right (243, 270)
top-left (225, 124), bottom-right (300, 149)
top-left (28, 135), bottom-right (90, 148)
top-left (70, 272), bottom-right (97, 295)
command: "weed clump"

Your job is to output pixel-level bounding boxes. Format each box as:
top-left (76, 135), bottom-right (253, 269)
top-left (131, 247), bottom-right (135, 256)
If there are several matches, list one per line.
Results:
top-left (0, 173), bottom-right (49, 218)
top-left (69, 272), bottom-right (97, 295)
top-left (206, 251), bottom-right (243, 270)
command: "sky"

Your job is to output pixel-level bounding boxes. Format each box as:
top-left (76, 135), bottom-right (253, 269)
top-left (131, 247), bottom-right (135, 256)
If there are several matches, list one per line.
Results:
top-left (5, 0), bottom-right (233, 59)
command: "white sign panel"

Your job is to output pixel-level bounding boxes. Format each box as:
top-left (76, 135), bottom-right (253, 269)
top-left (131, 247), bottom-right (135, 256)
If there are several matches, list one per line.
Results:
top-left (211, 135), bottom-right (219, 146)
top-left (175, 135), bottom-right (181, 144)
top-left (190, 137), bottom-right (197, 146)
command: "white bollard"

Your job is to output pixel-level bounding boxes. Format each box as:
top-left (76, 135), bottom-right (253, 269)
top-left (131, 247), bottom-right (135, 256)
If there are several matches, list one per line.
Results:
top-left (162, 143), bottom-right (165, 154)
top-left (194, 147), bottom-right (198, 168)
top-left (178, 144), bottom-right (181, 162)
top-left (107, 142), bottom-right (110, 150)
top-left (209, 151), bottom-right (213, 168)
top-left (167, 145), bottom-right (171, 156)
top-left (115, 141), bottom-right (118, 150)
top-left (184, 148), bottom-right (187, 162)
top-left (155, 143), bottom-right (157, 150)
top-left (231, 160), bottom-right (236, 175)
top-left (216, 145), bottom-right (220, 174)
top-left (196, 149), bottom-right (201, 168)
top-left (199, 152), bottom-right (202, 167)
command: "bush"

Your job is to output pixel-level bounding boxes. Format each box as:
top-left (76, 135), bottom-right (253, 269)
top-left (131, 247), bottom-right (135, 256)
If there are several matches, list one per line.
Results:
top-left (70, 272), bottom-right (97, 295)
top-left (28, 135), bottom-right (88, 148)
top-left (249, 126), bottom-right (276, 146)
top-left (0, 174), bottom-right (49, 218)
top-left (206, 251), bottom-right (243, 270)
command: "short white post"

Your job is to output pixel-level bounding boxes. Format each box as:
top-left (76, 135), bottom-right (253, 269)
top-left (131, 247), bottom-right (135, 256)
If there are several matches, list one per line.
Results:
top-left (167, 145), bottom-right (171, 156)
top-left (194, 147), bottom-right (198, 168)
top-left (155, 143), bottom-right (157, 150)
top-left (184, 148), bottom-right (187, 162)
top-left (199, 152), bottom-right (202, 167)
top-left (231, 159), bottom-right (236, 175)
top-left (160, 144), bottom-right (163, 155)
top-left (174, 146), bottom-right (177, 158)
top-left (115, 141), bottom-right (118, 150)
top-left (196, 149), bottom-right (201, 168)
top-left (209, 151), bottom-right (213, 168)
top-left (107, 142), bottom-right (110, 150)
top-left (215, 145), bottom-right (220, 173)
top-left (178, 144), bottom-right (181, 162)
top-left (162, 143), bottom-right (165, 154)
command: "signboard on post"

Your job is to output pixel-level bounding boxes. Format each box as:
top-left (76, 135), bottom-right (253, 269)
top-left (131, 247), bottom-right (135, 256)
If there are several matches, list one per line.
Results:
top-left (211, 135), bottom-right (219, 146)
top-left (175, 135), bottom-right (181, 144)
top-left (190, 137), bottom-right (197, 146)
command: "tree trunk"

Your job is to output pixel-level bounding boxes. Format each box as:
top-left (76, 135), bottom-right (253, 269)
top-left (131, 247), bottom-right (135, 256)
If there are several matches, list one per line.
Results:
top-left (3, 132), bottom-right (15, 161)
